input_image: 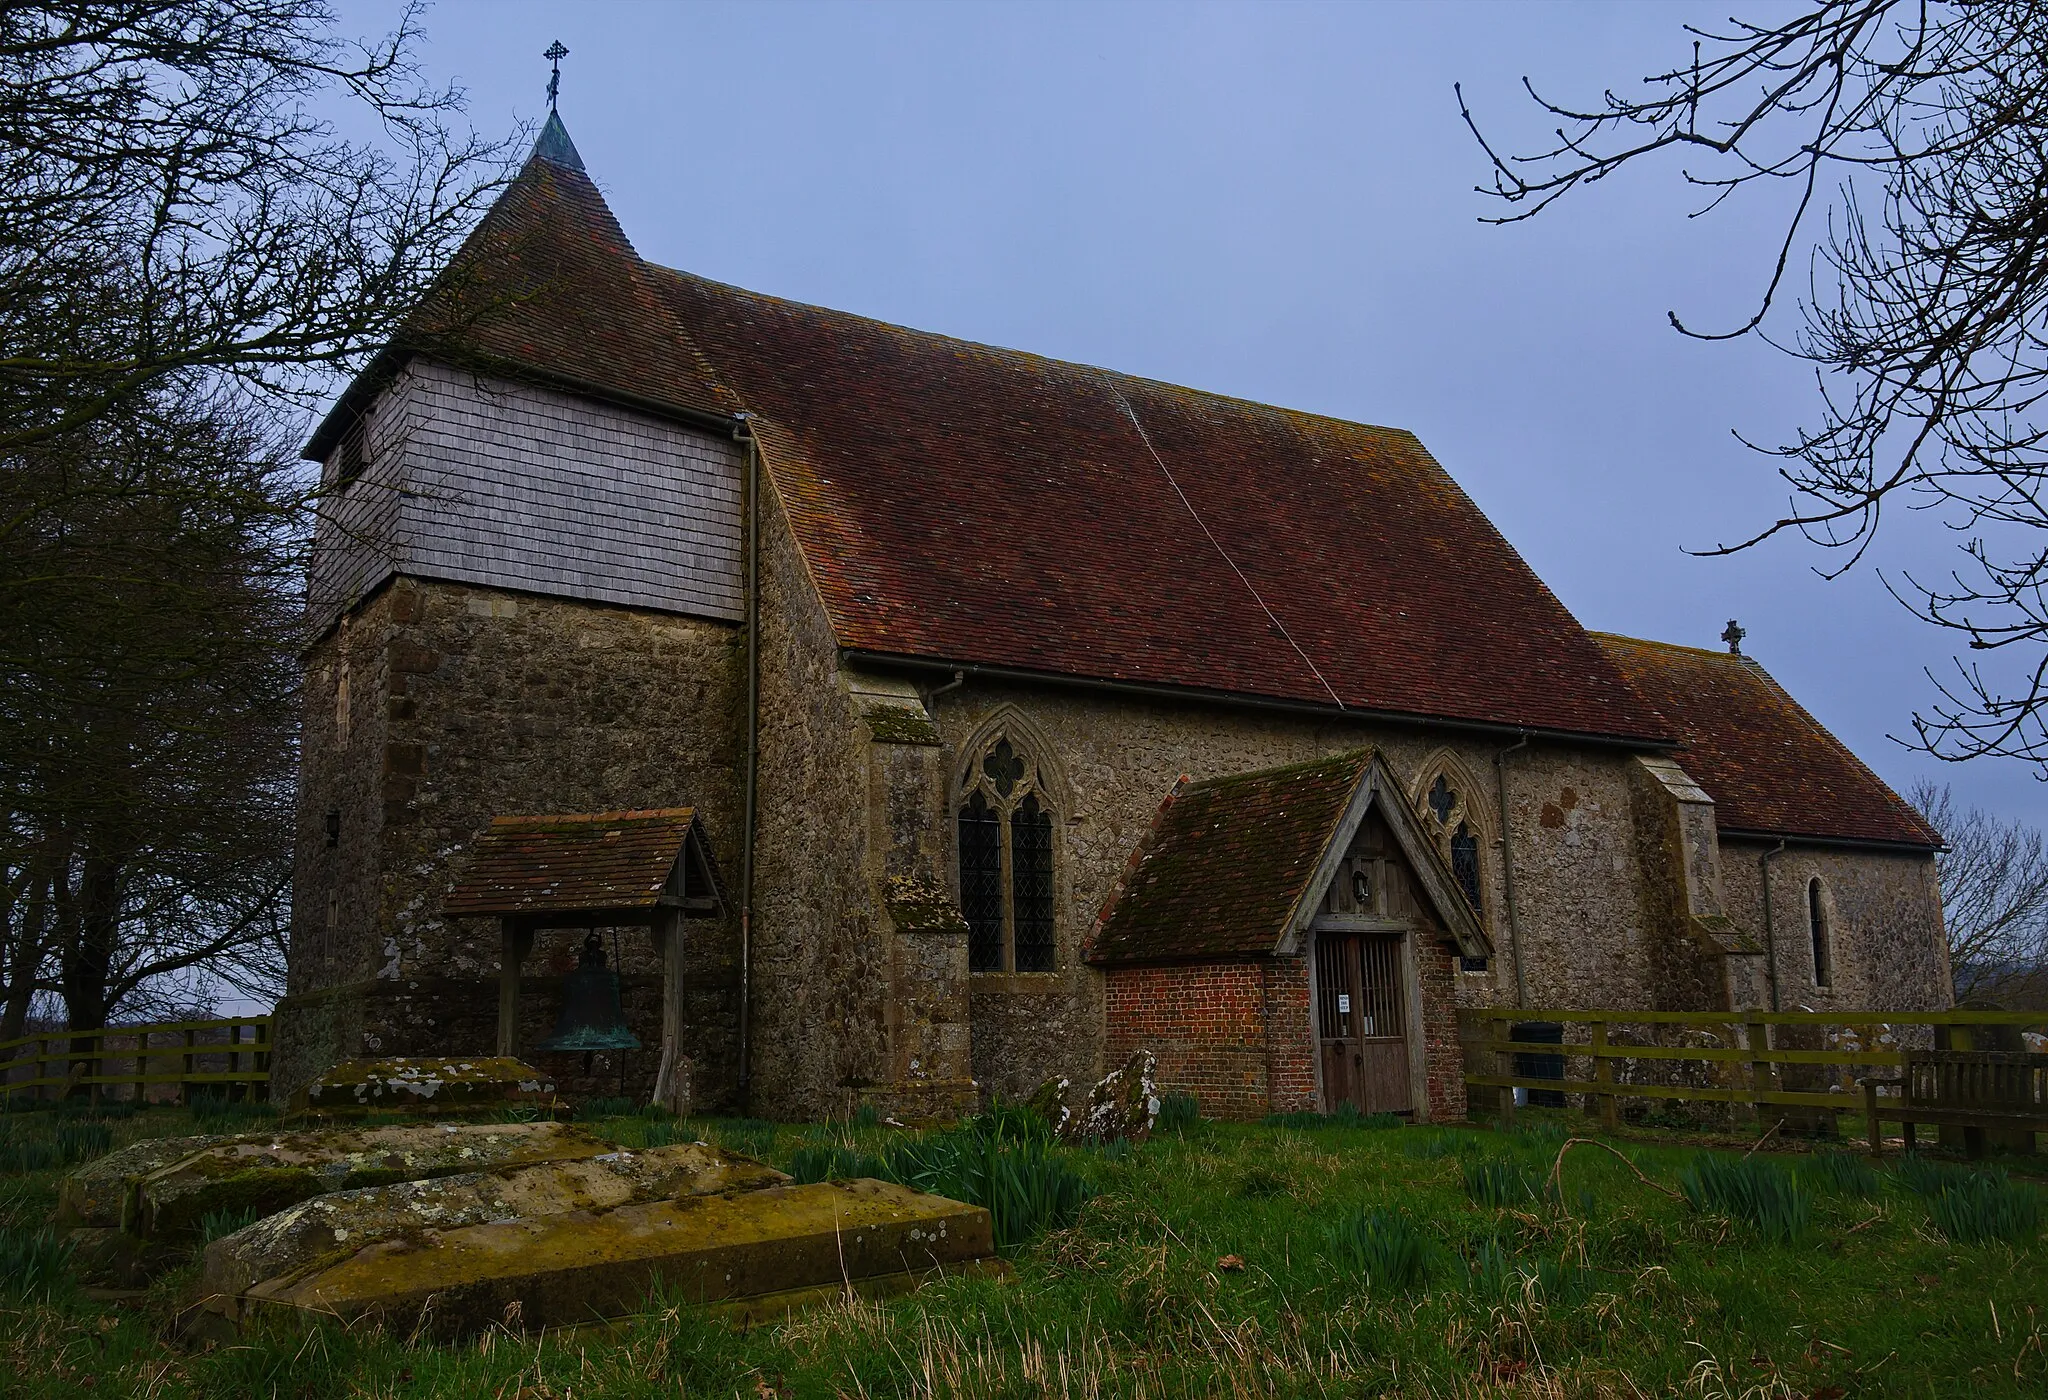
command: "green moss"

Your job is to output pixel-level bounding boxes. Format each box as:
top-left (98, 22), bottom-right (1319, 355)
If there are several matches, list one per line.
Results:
top-left (150, 1167), bottom-right (322, 1237)
top-left (863, 707), bottom-right (940, 746)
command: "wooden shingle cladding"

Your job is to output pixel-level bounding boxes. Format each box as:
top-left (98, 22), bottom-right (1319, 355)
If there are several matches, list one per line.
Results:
top-left (1087, 750), bottom-right (1490, 967)
top-left (1592, 634), bottom-right (1939, 850)
top-left (444, 808), bottom-right (722, 922)
top-left (306, 360), bottom-right (744, 630)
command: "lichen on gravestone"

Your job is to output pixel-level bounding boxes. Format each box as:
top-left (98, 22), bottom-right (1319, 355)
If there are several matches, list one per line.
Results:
top-left (199, 1141), bottom-right (789, 1311)
top-left (1063, 1050), bottom-right (1159, 1144)
top-left (133, 1120), bottom-right (610, 1237)
top-left (293, 1056), bottom-right (558, 1119)
top-left (238, 1179), bottom-right (996, 1336)
top-left (55, 1134), bottom-right (231, 1230)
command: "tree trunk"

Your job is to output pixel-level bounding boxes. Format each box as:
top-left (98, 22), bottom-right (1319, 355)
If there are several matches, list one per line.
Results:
top-left (0, 869), bottom-right (50, 1045)
top-left (62, 850), bottom-right (120, 1093)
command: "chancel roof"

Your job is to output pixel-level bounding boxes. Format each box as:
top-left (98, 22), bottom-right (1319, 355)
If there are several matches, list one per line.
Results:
top-left (314, 120), bottom-right (1676, 745)
top-left (444, 808), bottom-right (707, 918)
top-left (1593, 635), bottom-right (1939, 850)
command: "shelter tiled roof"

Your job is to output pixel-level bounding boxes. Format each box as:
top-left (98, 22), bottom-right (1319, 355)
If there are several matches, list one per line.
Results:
top-left (444, 808), bottom-right (700, 917)
top-left (1088, 751), bottom-right (1372, 966)
top-left (1592, 635), bottom-right (1938, 849)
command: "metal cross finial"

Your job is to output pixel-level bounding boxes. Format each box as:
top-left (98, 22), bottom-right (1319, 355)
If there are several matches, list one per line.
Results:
top-left (544, 40), bottom-right (569, 110)
top-left (1723, 619), bottom-right (1746, 655)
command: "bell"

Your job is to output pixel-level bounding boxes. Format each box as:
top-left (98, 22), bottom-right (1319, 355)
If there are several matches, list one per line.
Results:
top-left (537, 932), bottom-right (642, 1053)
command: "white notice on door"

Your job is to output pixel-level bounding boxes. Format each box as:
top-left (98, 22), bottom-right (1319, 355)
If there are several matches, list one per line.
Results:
top-left (1336, 993), bottom-right (1351, 1013)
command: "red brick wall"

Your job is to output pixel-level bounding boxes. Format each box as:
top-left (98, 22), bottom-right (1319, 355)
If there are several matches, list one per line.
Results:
top-left (1103, 962), bottom-right (1274, 1120)
top-left (1101, 942), bottom-right (1467, 1123)
top-left (1262, 954), bottom-right (1317, 1113)
top-left (1417, 935), bottom-right (1466, 1121)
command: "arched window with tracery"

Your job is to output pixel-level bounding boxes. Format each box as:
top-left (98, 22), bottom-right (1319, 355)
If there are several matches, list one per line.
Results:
top-left (1420, 770), bottom-right (1485, 917)
top-left (956, 736), bottom-right (1058, 972)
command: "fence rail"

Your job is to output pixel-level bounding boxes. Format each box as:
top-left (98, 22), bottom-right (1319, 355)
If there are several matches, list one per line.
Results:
top-left (0, 1016), bottom-right (272, 1105)
top-left (1457, 1007), bottom-right (2047, 1136)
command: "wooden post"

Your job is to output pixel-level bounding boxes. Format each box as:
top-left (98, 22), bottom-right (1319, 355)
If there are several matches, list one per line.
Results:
top-left (1864, 1077), bottom-right (1884, 1156)
top-left (1746, 1018), bottom-right (1771, 1130)
top-left (652, 910), bottom-right (689, 1114)
top-left (498, 919), bottom-right (534, 1058)
top-left (1495, 1015), bottom-right (1516, 1128)
top-left (181, 1028), bottom-right (196, 1106)
top-left (1591, 1020), bottom-right (1619, 1133)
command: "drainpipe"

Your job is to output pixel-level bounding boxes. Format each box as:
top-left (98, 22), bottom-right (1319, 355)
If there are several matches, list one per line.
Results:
top-left (737, 414), bottom-right (760, 1107)
top-left (923, 670), bottom-right (966, 706)
top-left (1758, 840), bottom-right (1787, 1012)
top-left (1494, 732), bottom-right (1529, 1008)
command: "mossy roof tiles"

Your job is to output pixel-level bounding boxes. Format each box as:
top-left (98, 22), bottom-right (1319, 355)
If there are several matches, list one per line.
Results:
top-left (1593, 635), bottom-right (1937, 849)
top-left (1089, 751), bottom-right (1372, 966)
top-left (444, 808), bottom-right (699, 917)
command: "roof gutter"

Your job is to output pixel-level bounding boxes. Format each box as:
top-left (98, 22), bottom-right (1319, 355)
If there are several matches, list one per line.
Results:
top-left (839, 649), bottom-right (1675, 753)
top-left (1718, 828), bottom-right (1941, 856)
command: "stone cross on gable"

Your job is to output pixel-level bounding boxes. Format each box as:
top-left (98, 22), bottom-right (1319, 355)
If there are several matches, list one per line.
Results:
top-left (1723, 619), bottom-right (1745, 655)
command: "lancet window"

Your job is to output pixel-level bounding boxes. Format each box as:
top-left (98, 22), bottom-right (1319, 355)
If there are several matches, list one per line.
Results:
top-left (956, 736), bottom-right (1058, 973)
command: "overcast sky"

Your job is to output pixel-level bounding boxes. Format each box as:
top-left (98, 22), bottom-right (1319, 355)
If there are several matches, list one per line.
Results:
top-left (345, 0), bottom-right (2045, 823)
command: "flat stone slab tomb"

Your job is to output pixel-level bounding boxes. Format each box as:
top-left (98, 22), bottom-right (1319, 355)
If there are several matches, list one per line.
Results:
top-left (201, 1141), bottom-right (789, 1307)
top-left (233, 1177), bottom-right (994, 1335)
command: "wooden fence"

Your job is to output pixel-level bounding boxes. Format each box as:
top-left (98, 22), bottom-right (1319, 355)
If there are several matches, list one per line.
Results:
top-left (0, 1016), bottom-right (272, 1105)
top-left (1458, 1008), bottom-right (2047, 1137)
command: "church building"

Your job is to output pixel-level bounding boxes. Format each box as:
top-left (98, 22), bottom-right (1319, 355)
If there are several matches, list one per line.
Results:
top-left (273, 113), bottom-right (1950, 1121)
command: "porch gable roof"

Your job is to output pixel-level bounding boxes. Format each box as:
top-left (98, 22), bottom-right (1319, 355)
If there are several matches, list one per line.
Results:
top-left (1086, 749), bottom-right (1489, 966)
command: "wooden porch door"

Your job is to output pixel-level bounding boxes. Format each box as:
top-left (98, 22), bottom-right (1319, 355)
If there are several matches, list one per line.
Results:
top-left (1315, 931), bottom-right (1412, 1114)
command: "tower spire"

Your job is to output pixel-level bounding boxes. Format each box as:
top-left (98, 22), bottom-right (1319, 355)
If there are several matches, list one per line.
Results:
top-left (544, 40), bottom-right (568, 111)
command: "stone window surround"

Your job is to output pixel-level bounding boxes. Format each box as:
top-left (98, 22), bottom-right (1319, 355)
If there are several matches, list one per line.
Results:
top-left (951, 719), bottom-right (1067, 987)
top-left (1407, 749), bottom-right (1494, 931)
top-left (1807, 876), bottom-right (1835, 988)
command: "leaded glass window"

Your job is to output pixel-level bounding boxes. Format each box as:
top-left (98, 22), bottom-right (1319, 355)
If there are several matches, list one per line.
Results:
top-left (956, 736), bottom-right (1059, 973)
top-left (1420, 769), bottom-right (1485, 921)
top-left (959, 792), bottom-right (1003, 971)
top-left (1013, 795), bottom-right (1055, 971)
top-left (1450, 823), bottom-right (1482, 913)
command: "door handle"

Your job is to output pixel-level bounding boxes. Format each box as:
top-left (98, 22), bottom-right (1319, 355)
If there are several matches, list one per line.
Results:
top-left (1353, 1053), bottom-right (1362, 1068)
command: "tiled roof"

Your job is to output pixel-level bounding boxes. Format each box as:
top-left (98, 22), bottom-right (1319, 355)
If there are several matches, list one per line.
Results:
top-left (1592, 636), bottom-right (1938, 849)
top-left (444, 808), bottom-right (699, 917)
top-left (1088, 751), bottom-right (1372, 966)
top-left (655, 264), bottom-right (1670, 741)
top-left (403, 117), bottom-right (733, 426)
top-left (335, 123), bottom-right (1676, 741)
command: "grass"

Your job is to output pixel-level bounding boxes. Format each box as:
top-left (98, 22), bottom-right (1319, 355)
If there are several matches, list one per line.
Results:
top-left (0, 1105), bottom-right (2044, 1397)
top-left (1919, 1165), bottom-right (2043, 1245)
top-left (1323, 1206), bottom-right (1431, 1292)
top-left (1678, 1151), bottom-right (1813, 1241)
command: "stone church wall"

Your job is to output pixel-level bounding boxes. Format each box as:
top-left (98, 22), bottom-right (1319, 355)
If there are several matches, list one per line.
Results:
top-left (743, 483), bottom-right (892, 1120)
top-left (925, 680), bottom-right (1673, 1109)
top-left (1719, 839), bottom-right (1950, 1014)
top-left (275, 575), bottom-right (746, 1105)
